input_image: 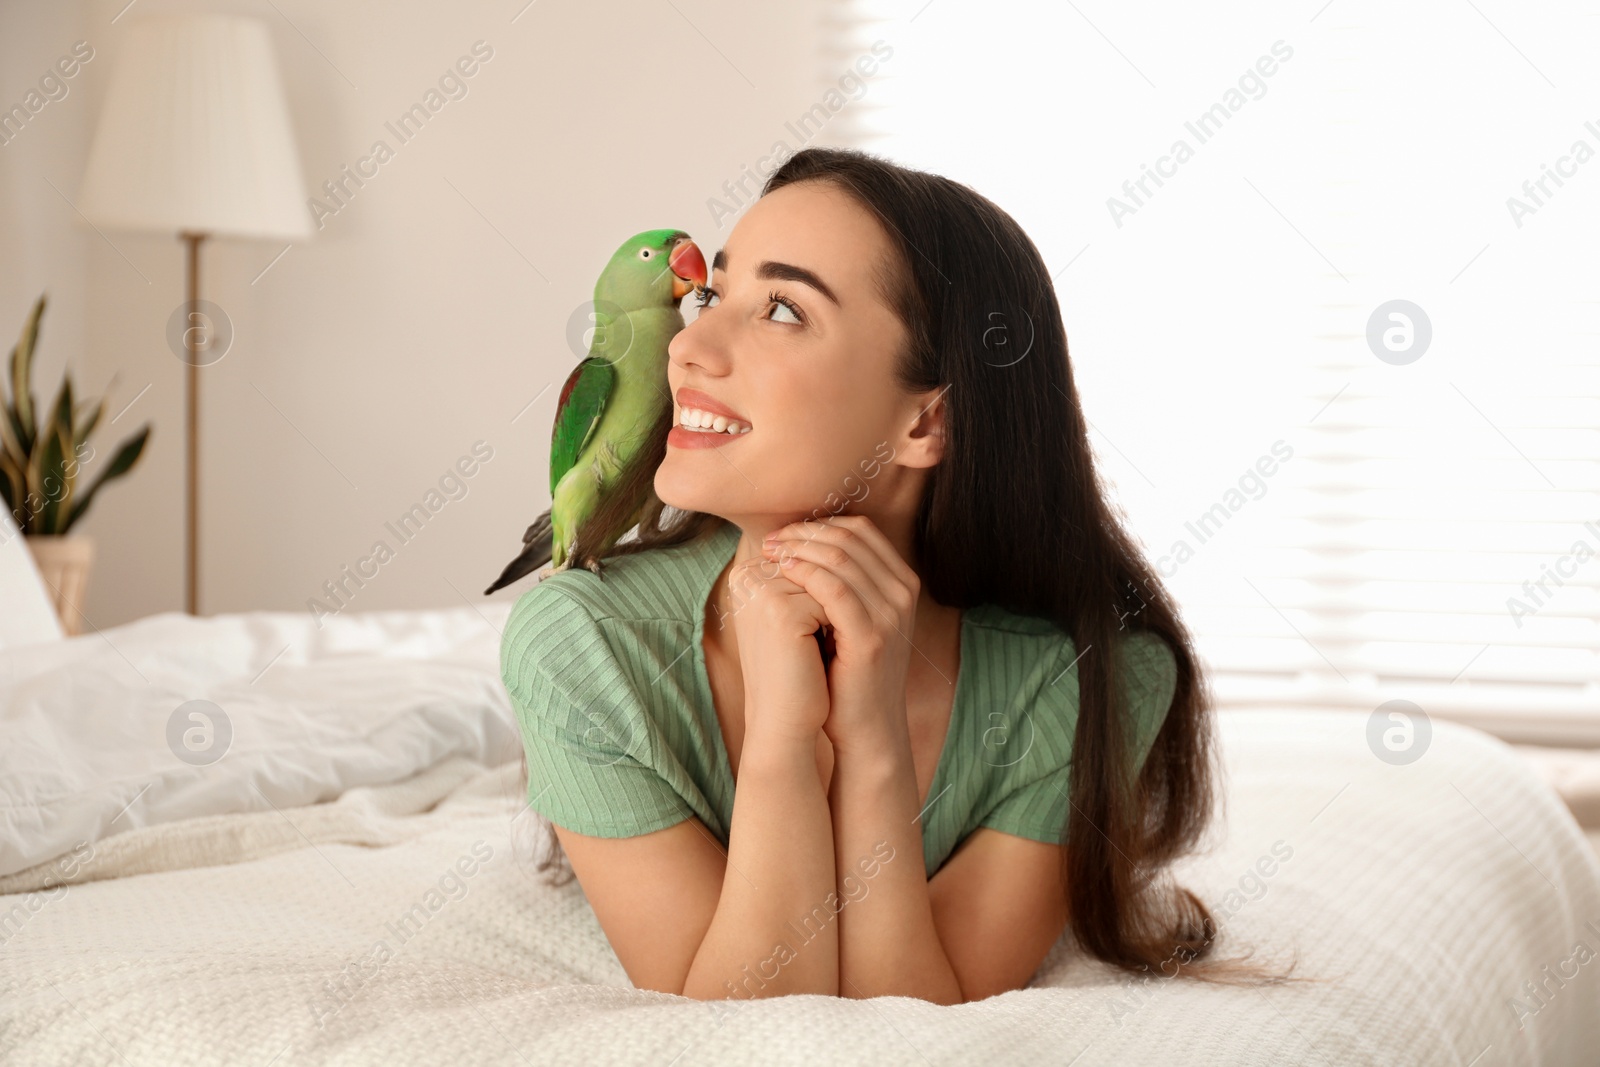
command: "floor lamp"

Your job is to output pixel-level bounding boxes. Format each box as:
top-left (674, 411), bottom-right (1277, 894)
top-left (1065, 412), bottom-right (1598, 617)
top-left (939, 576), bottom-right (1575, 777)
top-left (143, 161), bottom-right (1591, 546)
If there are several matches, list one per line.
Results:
top-left (77, 14), bottom-right (311, 615)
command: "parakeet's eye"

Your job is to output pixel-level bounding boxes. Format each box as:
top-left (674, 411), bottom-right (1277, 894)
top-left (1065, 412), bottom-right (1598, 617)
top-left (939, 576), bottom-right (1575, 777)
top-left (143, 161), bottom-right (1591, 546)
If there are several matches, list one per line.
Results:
top-left (639, 248), bottom-right (653, 259)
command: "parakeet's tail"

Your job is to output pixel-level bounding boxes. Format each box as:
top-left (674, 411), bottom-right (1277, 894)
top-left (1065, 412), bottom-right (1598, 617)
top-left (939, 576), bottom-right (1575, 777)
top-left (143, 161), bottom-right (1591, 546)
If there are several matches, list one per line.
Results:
top-left (483, 510), bottom-right (554, 595)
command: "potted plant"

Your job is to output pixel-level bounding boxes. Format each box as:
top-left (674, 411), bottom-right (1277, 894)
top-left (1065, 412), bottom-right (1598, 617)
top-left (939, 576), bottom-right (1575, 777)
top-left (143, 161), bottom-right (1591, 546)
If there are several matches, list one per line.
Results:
top-left (0, 294), bottom-right (151, 635)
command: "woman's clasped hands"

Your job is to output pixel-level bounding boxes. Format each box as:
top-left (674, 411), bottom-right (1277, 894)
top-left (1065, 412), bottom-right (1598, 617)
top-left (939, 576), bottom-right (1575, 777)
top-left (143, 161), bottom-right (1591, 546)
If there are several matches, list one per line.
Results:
top-left (760, 514), bottom-right (922, 755)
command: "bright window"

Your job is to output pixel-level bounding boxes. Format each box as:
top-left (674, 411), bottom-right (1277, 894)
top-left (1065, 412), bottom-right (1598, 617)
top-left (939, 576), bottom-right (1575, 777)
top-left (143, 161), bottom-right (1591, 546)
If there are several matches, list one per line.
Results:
top-left (837, 0), bottom-right (1600, 743)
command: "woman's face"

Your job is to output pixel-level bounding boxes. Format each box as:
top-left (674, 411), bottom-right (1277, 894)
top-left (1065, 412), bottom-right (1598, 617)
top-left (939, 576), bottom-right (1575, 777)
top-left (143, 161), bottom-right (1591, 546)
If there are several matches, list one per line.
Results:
top-left (657, 180), bottom-right (934, 530)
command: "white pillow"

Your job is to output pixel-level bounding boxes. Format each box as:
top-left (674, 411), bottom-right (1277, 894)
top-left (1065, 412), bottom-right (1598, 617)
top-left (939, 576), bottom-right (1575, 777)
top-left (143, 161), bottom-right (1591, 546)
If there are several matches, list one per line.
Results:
top-left (0, 506), bottom-right (65, 649)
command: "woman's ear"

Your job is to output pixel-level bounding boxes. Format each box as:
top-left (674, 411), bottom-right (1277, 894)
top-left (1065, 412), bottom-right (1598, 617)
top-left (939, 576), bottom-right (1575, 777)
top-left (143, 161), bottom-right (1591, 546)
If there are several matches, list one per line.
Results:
top-left (898, 384), bottom-right (949, 470)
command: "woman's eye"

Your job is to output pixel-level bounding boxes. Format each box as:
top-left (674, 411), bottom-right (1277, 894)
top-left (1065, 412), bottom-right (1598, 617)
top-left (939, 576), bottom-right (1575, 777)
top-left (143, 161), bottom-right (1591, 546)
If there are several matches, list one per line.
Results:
top-left (764, 289), bottom-right (805, 325)
top-left (691, 288), bottom-right (804, 326)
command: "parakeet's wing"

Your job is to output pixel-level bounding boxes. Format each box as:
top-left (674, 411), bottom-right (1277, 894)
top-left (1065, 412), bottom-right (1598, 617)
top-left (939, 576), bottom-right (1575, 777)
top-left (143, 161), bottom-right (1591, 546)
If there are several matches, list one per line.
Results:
top-left (549, 356), bottom-right (614, 498)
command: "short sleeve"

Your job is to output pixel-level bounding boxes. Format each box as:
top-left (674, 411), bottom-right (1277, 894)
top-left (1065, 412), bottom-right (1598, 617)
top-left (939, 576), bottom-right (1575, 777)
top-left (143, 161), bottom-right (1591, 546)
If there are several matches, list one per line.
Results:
top-left (977, 632), bottom-right (1179, 845)
top-left (1122, 632), bottom-right (1179, 773)
top-left (978, 763), bottom-right (1073, 844)
top-left (500, 581), bottom-right (692, 838)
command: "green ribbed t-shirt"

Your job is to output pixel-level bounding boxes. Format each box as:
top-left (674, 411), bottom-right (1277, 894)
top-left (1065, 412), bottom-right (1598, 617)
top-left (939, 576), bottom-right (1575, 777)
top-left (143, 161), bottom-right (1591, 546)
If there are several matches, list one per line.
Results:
top-left (499, 519), bottom-right (1178, 880)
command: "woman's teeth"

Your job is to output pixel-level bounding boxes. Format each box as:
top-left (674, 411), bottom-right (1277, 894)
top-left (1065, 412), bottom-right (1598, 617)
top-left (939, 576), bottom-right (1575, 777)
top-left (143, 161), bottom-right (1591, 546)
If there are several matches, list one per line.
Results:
top-left (678, 408), bottom-right (752, 435)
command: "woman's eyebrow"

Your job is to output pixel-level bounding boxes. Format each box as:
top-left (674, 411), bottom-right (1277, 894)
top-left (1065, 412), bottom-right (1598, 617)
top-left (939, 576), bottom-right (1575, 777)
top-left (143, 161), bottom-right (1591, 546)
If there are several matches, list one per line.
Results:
top-left (711, 247), bottom-right (841, 307)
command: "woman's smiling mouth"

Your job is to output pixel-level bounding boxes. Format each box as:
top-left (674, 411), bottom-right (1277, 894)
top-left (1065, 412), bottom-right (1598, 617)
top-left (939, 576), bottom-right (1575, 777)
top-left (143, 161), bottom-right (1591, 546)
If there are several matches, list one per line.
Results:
top-left (669, 387), bottom-right (753, 448)
top-left (667, 413), bottom-right (750, 449)
top-left (676, 408), bottom-right (752, 435)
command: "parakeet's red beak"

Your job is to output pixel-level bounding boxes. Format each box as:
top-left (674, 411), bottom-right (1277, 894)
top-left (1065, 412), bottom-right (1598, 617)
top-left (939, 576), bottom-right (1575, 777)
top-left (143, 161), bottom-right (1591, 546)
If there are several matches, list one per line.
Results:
top-left (669, 237), bottom-right (707, 300)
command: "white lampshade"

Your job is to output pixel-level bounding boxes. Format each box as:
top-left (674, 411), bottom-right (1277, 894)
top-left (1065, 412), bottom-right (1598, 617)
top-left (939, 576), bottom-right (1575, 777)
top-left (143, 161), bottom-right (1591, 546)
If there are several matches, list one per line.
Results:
top-left (78, 14), bottom-right (311, 240)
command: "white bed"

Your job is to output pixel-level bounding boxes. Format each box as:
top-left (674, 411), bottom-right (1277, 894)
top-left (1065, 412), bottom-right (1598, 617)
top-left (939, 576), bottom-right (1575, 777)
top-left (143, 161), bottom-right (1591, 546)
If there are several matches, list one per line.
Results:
top-left (2, 601), bottom-right (1598, 1066)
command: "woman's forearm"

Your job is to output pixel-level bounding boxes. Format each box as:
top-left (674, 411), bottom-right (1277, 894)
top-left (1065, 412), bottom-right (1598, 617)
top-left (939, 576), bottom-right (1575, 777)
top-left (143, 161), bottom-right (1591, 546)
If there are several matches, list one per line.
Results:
top-left (681, 725), bottom-right (839, 1000)
top-left (829, 724), bottom-right (964, 1004)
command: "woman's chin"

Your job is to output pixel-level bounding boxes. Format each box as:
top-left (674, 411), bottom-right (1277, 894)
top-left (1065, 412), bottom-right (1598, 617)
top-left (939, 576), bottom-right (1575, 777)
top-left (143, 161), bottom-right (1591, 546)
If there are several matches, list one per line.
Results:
top-left (652, 467), bottom-right (710, 515)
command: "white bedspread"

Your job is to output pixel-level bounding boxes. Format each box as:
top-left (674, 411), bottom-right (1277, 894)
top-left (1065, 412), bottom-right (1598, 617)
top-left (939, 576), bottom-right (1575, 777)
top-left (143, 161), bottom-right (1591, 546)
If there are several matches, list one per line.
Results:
top-left (3, 696), bottom-right (1598, 1064)
top-left (0, 605), bottom-right (520, 880)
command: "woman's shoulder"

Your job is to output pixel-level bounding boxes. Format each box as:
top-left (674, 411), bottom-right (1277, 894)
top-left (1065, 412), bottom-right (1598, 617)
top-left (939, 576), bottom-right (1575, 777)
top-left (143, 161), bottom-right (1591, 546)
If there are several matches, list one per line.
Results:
top-left (505, 525), bottom-right (731, 629)
top-left (500, 524), bottom-right (734, 690)
top-left (963, 601), bottom-right (1062, 639)
top-left (964, 609), bottom-right (1179, 789)
top-left (962, 606), bottom-right (1177, 760)
top-left (499, 568), bottom-right (659, 727)
top-left (500, 574), bottom-right (601, 699)
top-left (965, 603), bottom-right (1175, 683)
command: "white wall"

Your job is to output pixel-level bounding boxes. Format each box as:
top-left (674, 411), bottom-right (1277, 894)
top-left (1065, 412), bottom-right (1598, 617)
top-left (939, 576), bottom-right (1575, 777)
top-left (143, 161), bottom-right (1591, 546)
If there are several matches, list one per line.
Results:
top-left (2, 0), bottom-right (871, 627)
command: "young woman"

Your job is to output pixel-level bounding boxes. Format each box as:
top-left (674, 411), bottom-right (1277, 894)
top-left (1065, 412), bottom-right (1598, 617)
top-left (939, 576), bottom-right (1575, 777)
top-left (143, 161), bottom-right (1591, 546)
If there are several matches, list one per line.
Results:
top-left (501, 146), bottom-right (1259, 1004)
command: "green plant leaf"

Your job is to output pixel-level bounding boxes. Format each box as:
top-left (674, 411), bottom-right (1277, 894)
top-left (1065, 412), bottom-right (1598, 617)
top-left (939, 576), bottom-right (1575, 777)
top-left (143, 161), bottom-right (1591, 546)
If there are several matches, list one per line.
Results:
top-left (58, 399), bottom-right (81, 522)
top-left (0, 296), bottom-right (147, 535)
top-left (63, 423), bottom-right (150, 533)
top-left (74, 397), bottom-right (103, 443)
top-left (33, 413), bottom-right (66, 534)
top-left (9, 294), bottom-right (44, 449)
top-left (0, 448), bottom-right (22, 522)
top-left (22, 409), bottom-right (45, 525)
top-left (0, 399), bottom-right (26, 477)
top-left (55, 413), bottom-right (78, 531)
top-left (55, 374), bottom-right (73, 444)
top-left (24, 376), bottom-right (73, 534)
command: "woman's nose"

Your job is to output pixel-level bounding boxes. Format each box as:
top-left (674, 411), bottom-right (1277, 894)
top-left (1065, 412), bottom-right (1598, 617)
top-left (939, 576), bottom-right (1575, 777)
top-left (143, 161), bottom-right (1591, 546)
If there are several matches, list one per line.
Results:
top-left (668, 313), bottom-right (725, 371)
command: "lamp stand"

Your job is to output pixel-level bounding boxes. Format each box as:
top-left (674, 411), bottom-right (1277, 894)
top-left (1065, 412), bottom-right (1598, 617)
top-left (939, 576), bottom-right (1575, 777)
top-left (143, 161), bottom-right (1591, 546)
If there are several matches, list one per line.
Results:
top-left (180, 230), bottom-right (207, 616)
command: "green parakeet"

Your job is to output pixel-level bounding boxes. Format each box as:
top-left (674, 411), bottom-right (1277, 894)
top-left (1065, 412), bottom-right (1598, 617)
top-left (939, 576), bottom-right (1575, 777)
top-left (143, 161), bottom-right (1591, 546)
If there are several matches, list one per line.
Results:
top-left (484, 228), bottom-right (707, 594)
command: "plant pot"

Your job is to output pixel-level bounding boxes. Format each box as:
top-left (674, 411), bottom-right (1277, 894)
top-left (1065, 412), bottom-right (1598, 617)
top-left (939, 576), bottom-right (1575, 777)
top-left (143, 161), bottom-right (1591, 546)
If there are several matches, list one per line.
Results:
top-left (24, 534), bottom-right (94, 637)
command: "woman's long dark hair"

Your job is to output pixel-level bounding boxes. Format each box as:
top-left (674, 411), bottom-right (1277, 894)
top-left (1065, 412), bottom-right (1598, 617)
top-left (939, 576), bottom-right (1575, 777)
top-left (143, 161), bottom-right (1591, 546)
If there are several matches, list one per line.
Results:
top-left (520, 146), bottom-right (1305, 987)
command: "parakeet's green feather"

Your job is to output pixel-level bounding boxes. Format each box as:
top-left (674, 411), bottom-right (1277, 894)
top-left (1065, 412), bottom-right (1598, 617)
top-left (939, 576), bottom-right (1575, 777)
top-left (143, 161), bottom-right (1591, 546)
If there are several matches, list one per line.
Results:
top-left (485, 227), bottom-right (705, 591)
top-left (549, 356), bottom-right (614, 498)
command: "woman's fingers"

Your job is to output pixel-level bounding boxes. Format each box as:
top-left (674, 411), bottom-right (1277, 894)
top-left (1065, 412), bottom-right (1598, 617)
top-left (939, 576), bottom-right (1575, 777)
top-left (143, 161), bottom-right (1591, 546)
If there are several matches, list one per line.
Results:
top-left (826, 515), bottom-right (922, 604)
top-left (765, 515), bottom-right (919, 618)
top-left (764, 526), bottom-right (887, 622)
top-left (727, 557), bottom-right (828, 636)
top-left (765, 547), bottom-right (879, 649)
top-left (722, 557), bottom-right (834, 741)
